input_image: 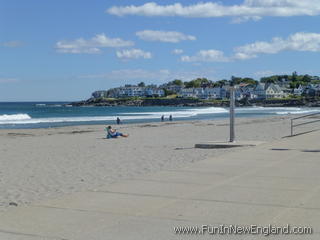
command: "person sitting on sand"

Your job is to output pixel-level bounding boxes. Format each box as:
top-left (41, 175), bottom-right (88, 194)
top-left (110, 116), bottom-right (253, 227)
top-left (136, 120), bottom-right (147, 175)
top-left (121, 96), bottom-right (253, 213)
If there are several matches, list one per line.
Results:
top-left (105, 126), bottom-right (128, 138)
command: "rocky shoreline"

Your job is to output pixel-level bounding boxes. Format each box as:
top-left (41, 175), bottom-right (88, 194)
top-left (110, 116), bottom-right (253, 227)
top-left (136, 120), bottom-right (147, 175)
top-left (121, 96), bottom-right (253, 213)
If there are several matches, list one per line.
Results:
top-left (70, 97), bottom-right (320, 108)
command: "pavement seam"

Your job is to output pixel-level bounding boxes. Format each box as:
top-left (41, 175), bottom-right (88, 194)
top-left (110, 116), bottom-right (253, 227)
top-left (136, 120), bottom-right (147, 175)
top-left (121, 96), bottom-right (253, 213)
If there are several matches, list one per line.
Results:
top-left (88, 190), bottom-right (320, 211)
top-left (0, 228), bottom-right (68, 240)
top-left (125, 177), bottom-right (214, 186)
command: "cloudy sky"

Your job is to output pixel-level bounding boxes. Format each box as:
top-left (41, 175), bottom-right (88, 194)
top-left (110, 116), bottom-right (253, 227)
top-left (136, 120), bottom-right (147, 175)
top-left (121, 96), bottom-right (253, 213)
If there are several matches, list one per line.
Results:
top-left (1, 0), bottom-right (320, 101)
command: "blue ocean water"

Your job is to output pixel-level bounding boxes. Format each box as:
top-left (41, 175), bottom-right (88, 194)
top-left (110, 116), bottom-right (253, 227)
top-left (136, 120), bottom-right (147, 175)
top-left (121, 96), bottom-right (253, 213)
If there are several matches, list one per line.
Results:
top-left (0, 102), bottom-right (319, 129)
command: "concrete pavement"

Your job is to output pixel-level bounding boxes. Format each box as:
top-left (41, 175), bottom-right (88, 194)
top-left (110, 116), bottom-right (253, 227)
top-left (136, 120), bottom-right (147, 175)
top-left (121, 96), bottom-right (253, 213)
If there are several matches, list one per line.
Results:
top-left (0, 131), bottom-right (320, 239)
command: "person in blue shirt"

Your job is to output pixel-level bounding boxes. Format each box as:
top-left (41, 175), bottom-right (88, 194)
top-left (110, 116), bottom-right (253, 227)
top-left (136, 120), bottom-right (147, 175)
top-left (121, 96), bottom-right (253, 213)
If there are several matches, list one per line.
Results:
top-left (105, 126), bottom-right (128, 138)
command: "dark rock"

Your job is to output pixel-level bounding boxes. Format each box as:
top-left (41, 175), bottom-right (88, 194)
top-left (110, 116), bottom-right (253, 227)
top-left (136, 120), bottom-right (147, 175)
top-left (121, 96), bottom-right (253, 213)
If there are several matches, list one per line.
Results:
top-left (9, 202), bottom-right (18, 207)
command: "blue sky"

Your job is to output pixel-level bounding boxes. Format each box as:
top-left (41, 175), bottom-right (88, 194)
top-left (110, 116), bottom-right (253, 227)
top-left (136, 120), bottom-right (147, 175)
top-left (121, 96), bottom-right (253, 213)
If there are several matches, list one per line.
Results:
top-left (1, 0), bottom-right (320, 101)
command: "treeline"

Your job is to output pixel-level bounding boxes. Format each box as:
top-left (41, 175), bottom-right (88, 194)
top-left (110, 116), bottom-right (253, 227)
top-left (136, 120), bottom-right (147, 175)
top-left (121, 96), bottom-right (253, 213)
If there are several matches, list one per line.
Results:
top-left (260, 72), bottom-right (320, 88)
top-left (164, 72), bottom-right (320, 89)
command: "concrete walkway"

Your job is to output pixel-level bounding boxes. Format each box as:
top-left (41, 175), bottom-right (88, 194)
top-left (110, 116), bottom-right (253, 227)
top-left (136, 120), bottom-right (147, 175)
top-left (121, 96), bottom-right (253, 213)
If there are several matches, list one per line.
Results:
top-left (1, 131), bottom-right (320, 239)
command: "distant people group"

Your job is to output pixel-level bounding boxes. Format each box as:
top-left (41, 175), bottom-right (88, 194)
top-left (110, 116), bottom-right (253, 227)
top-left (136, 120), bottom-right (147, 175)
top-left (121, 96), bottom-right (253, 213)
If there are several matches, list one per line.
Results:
top-left (160, 114), bottom-right (173, 122)
top-left (116, 115), bottom-right (173, 124)
top-left (106, 114), bottom-right (173, 139)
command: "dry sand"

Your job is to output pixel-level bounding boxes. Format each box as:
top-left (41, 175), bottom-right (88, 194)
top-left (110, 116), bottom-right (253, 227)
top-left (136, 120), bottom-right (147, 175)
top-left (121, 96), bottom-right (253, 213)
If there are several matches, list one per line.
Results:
top-left (0, 116), bottom-right (295, 211)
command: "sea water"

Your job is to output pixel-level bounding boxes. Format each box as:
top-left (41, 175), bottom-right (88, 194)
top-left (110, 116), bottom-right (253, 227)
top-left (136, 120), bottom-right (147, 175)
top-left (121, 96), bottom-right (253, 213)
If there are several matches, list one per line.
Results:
top-left (0, 102), bottom-right (319, 129)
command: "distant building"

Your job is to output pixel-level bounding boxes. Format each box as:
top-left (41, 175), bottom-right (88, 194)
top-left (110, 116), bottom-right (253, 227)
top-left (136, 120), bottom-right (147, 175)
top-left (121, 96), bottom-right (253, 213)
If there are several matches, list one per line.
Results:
top-left (179, 88), bottom-right (203, 98)
top-left (303, 84), bottom-right (320, 97)
top-left (265, 84), bottom-right (286, 99)
top-left (253, 83), bottom-right (266, 99)
top-left (92, 90), bottom-right (108, 98)
top-left (293, 85), bottom-right (305, 96)
top-left (203, 87), bottom-right (226, 99)
top-left (102, 86), bottom-right (165, 98)
top-left (252, 83), bottom-right (286, 99)
top-left (159, 83), bottom-right (184, 93)
top-left (238, 84), bottom-right (256, 99)
top-left (178, 87), bottom-right (226, 99)
top-left (91, 82), bottom-right (292, 100)
top-left (144, 87), bottom-right (165, 97)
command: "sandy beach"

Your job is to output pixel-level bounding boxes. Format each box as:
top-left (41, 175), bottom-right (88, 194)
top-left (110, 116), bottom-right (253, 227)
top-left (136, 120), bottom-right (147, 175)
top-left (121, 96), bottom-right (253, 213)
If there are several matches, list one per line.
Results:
top-left (0, 116), bottom-right (296, 211)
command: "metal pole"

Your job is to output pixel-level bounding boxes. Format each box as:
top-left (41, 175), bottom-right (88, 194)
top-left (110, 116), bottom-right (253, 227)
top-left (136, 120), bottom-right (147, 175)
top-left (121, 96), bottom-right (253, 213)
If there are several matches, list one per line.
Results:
top-left (230, 87), bottom-right (235, 142)
top-left (291, 119), bottom-right (293, 136)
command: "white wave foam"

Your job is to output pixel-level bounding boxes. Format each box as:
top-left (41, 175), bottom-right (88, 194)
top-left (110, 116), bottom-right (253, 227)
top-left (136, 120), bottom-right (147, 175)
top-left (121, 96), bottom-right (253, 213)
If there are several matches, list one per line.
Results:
top-left (124, 107), bottom-right (228, 117)
top-left (0, 115), bottom-right (161, 124)
top-left (276, 109), bottom-right (320, 115)
top-left (0, 107), bottom-right (227, 125)
top-left (1, 107), bottom-right (319, 125)
top-left (236, 107), bottom-right (302, 112)
top-left (236, 107), bottom-right (320, 116)
top-left (0, 114), bottom-right (32, 122)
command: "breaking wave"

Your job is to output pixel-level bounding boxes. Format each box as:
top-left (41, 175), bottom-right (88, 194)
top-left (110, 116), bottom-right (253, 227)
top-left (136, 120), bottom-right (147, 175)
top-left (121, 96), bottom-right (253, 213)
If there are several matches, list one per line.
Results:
top-left (0, 107), bottom-right (227, 125)
top-left (0, 114), bottom-right (32, 122)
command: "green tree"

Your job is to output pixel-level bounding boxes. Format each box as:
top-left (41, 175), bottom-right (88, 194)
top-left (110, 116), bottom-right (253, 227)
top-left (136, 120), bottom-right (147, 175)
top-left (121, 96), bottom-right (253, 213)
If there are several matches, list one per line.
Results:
top-left (215, 79), bottom-right (229, 87)
top-left (241, 78), bottom-right (257, 85)
top-left (292, 71), bottom-right (298, 82)
top-left (138, 82), bottom-right (145, 87)
top-left (171, 79), bottom-right (183, 86)
top-left (302, 74), bottom-right (312, 83)
top-left (231, 76), bottom-right (242, 85)
top-left (184, 78), bottom-right (210, 88)
top-left (162, 88), bottom-right (174, 96)
top-left (260, 76), bottom-right (277, 83)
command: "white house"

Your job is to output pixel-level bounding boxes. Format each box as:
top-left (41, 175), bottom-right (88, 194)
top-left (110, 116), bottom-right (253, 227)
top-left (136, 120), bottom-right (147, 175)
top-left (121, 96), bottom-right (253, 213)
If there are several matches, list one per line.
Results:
top-left (106, 86), bottom-right (164, 98)
top-left (252, 83), bottom-right (286, 99)
top-left (92, 90), bottom-right (108, 98)
top-left (159, 83), bottom-right (184, 93)
top-left (203, 87), bottom-right (226, 99)
top-left (239, 85), bottom-right (256, 99)
top-left (253, 83), bottom-right (266, 99)
top-left (265, 84), bottom-right (286, 99)
top-left (293, 85), bottom-right (305, 96)
top-left (179, 88), bottom-right (203, 98)
top-left (145, 87), bottom-right (165, 97)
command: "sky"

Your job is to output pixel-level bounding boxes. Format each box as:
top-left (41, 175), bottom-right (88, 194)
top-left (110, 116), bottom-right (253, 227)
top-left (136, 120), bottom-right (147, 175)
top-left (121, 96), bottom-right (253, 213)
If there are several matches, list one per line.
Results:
top-left (1, 0), bottom-right (320, 101)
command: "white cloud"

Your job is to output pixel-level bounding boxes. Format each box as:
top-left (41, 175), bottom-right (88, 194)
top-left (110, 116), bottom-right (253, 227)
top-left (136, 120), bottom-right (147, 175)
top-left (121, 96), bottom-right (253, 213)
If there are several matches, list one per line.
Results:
top-left (234, 32), bottom-right (320, 59)
top-left (181, 50), bottom-right (229, 62)
top-left (107, 1), bottom-right (320, 22)
top-left (136, 30), bottom-right (196, 43)
top-left (0, 78), bottom-right (19, 83)
top-left (172, 49), bottom-right (184, 55)
top-left (2, 41), bottom-right (23, 47)
top-left (182, 32), bottom-right (320, 63)
top-left (116, 49), bottom-right (152, 60)
top-left (55, 34), bottom-right (134, 54)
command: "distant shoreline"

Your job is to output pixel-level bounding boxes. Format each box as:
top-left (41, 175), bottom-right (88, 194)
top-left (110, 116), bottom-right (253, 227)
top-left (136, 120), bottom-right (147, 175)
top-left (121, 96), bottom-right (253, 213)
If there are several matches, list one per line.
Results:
top-left (71, 97), bottom-right (320, 108)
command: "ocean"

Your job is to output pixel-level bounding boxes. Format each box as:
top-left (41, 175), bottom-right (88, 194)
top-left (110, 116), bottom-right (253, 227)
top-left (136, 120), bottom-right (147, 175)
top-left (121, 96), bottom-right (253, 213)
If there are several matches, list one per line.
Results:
top-left (0, 102), bottom-right (319, 129)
